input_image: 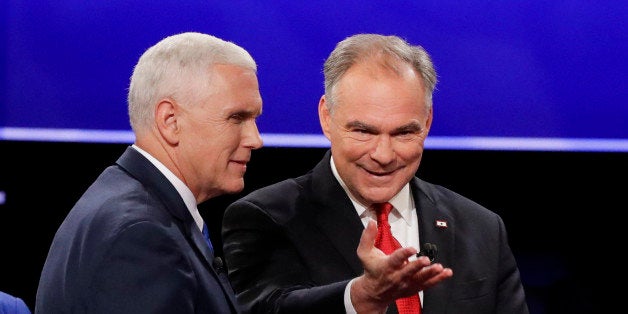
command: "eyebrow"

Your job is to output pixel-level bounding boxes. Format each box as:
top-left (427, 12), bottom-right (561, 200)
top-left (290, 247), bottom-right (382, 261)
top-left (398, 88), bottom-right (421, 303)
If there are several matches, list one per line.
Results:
top-left (345, 120), bottom-right (423, 133)
top-left (231, 108), bottom-right (262, 118)
top-left (396, 122), bottom-right (423, 133)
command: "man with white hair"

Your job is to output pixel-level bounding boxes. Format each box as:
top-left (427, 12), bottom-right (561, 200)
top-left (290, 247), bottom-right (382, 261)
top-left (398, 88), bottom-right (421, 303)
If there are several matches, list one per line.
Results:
top-left (36, 32), bottom-right (263, 314)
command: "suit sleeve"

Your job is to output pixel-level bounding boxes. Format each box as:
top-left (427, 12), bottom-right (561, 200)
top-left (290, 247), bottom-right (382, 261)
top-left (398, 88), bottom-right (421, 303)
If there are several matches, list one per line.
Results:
top-left (222, 200), bottom-right (349, 314)
top-left (88, 221), bottom-right (198, 314)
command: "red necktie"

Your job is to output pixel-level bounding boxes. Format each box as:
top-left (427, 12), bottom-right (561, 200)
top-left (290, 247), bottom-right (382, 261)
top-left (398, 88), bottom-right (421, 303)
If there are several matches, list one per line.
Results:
top-left (373, 202), bottom-right (421, 314)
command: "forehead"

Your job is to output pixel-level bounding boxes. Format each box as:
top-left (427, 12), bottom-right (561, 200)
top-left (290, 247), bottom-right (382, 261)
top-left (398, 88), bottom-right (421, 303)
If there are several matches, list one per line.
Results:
top-left (333, 62), bottom-right (427, 119)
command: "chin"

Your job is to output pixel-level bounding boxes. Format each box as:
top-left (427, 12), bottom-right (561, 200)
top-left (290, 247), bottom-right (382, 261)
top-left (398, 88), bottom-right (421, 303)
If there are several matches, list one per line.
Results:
top-left (224, 180), bottom-right (245, 194)
top-left (373, 187), bottom-right (400, 201)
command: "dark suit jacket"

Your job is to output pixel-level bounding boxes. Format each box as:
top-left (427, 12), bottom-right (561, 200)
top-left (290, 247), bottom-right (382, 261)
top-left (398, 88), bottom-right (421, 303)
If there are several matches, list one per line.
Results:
top-left (36, 147), bottom-right (239, 314)
top-left (222, 150), bottom-right (528, 314)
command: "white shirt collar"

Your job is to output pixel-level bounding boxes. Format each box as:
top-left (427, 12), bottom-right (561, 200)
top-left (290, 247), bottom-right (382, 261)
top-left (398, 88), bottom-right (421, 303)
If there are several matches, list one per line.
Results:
top-left (131, 145), bottom-right (204, 232)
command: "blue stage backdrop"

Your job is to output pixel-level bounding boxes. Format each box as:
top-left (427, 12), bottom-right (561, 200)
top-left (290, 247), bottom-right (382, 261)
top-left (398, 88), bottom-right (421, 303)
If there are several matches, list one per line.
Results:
top-left (2, 1), bottom-right (627, 151)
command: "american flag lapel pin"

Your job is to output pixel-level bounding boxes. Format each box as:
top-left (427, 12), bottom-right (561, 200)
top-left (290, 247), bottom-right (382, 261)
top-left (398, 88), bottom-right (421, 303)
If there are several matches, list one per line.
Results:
top-left (435, 220), bottom-right (448, 228)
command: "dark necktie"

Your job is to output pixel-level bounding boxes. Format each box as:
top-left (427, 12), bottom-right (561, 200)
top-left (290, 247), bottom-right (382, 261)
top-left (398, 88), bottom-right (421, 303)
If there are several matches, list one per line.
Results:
top-left (374, 202), bottom-right (421, 314)
top-left (202, 222), bottom-right (214, 253)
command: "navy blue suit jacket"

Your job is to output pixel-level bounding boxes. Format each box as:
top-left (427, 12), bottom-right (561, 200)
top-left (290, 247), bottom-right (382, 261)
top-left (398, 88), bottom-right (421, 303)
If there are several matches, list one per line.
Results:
top-left (222, 150), bottom-right (528, 314)
top-left (36, 147), bottom-right (239, 313)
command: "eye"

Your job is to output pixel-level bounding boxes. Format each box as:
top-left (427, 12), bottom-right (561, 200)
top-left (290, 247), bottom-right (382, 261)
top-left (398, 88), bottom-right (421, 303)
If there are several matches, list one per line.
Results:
top-left (229, 113), bottom-right (246, 124)
top-left (394, 128), bottom-right (423, 141)
top-left (349, 127), bottom-right (375, 141)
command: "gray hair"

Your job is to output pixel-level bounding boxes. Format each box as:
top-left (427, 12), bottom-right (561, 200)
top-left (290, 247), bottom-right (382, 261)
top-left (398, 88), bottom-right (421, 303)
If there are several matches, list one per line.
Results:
top-left (323, 34), bottom-right (437, 112)
top-left (128, 32), bottom-right (257, 132)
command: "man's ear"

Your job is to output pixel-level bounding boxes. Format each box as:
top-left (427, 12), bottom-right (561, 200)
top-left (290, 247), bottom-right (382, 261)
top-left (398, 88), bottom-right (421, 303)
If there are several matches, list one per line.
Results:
top-left (155, 99), bottom-right (180, 145)
top-left (318, 95), bottom-right (332, 140)
top-left (425, 106), bottom-right (433, 133)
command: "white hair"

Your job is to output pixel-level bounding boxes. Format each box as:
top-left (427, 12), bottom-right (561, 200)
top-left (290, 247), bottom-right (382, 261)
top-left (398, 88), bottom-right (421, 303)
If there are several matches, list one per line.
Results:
top-left (127, 32), bottom-right (257, 132)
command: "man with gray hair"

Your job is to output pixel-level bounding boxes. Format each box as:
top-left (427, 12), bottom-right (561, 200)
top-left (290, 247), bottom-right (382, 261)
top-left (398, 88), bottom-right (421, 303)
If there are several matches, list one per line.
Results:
top-left (222, 34), bottom-right (528, 313)
top-left (36, 32), bottom-right (263, 313)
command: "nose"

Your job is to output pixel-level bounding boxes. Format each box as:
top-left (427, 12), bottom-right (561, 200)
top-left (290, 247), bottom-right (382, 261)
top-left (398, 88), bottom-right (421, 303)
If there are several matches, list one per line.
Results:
top-left (244, 121), bottom-right (263, 150)
top-left (370, 135), bottom-right (394, 165)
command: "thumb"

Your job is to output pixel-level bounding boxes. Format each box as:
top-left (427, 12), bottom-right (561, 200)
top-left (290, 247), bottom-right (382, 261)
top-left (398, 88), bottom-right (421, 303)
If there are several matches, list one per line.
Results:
top-left (357, 220), bottom-right (378, 256)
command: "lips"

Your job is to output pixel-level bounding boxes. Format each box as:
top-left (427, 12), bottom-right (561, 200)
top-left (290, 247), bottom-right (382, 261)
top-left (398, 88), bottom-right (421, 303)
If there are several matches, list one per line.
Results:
top-left (362, 163), bottom-right (394, 174)
top-left (364, 168), bottom-right (394, 177)
top-left (231, 154), bottom-right (250, 165)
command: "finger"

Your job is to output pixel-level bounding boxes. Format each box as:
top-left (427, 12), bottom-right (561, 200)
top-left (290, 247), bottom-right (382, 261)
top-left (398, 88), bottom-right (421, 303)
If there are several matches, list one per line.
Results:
top-left (419, 265), bottom-right (453, 289)
top-left (388, 256), bottom-right (436, 286)
top-left (389, 250), bottom-right (428, 272)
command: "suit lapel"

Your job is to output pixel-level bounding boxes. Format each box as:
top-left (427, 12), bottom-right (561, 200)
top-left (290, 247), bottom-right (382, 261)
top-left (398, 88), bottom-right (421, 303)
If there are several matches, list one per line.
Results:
top-left (411, 178), bottom-right (455, 310)
top-left (312, 199), bottom-right (365, 275)
top-left (116, 147), bottom-right (191, 222)
top-left (310, 151), bottom-right (365, 275)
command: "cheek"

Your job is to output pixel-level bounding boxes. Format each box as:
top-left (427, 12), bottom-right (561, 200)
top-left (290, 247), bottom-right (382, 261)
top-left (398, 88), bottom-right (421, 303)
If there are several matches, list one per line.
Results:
top-left (403, 143), bottom-right (424, 157)
top-left (204, 123), bottom-right (237, 144)
top-left (333, 138), bottom-right (369, 162)
top-left (399, 145), bottom-right (425, 170)
top-left (397, 137), bottom-right (426, 155)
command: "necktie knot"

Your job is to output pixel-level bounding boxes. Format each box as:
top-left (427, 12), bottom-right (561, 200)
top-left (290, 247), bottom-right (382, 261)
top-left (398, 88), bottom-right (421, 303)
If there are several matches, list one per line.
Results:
top-left (374, 202), bottom-right (394, 225)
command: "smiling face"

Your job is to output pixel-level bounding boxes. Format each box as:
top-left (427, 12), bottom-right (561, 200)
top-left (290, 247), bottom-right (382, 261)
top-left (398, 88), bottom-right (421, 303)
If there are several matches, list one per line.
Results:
top-left (175, 64), bottom-right (263, 202)
top-left (319, 61), bottom-right (432, 207)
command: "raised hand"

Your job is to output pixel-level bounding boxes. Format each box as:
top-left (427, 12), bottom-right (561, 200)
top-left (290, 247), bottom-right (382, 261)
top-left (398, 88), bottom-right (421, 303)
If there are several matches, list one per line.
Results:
top-left (350, 220), bottom-right (453, 313)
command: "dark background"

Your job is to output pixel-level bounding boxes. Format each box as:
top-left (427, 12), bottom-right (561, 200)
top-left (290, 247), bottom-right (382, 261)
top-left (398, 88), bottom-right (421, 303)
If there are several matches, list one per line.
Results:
top-left (1, 140), bottom-right (624, 313)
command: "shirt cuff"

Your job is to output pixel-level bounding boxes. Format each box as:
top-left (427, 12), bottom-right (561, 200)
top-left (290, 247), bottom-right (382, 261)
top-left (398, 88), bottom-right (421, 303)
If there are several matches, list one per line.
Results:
top-left (343, 278), bottom-right (358, 314)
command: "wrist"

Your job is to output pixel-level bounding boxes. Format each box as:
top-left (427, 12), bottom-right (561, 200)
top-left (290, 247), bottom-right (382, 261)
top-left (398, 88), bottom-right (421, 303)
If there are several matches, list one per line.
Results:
top-left (350, 275), bottom-right (388, 314)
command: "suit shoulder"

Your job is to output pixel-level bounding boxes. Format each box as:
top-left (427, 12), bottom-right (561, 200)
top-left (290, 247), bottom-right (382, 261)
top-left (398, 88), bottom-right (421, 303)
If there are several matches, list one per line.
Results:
top-left (225, 174), bottom-right (312, 224)
top-left (70, 166), bottom-right (170, 232)
top-left (240, 173), bottom-right (309, 204)
top-left (414, 177), bottom-right (499, 220)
